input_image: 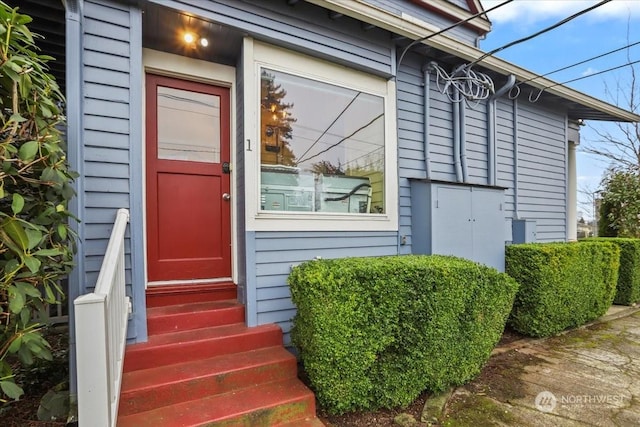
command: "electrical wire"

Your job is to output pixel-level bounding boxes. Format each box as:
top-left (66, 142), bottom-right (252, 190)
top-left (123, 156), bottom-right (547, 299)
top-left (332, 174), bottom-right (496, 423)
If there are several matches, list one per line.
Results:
top-left (528, 58), bottom-right (640, 102)
top-left (397, 0), bottom-right (514, 69)
top-left (516, 39), bottom-right (640, 88)
top-left (429, 62), bottom-right (494, 104)
top-left (469, 0), bottom-right (612, 67)
top-left (296, 92), bottom-right (361, 164)
top-left (298, 113), bottom-right (384, 164)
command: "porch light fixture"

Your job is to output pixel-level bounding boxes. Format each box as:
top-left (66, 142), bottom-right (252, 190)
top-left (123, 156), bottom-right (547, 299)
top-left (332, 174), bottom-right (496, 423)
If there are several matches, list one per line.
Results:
top-left (183, 32), bottom-right (208, 48)
top-left (183, 32), bottom-right (195, 44)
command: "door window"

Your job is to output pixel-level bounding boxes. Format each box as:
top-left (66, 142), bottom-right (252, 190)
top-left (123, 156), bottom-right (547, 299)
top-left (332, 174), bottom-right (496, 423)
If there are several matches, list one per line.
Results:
top-left (157, 86), bottom-right (221, 163)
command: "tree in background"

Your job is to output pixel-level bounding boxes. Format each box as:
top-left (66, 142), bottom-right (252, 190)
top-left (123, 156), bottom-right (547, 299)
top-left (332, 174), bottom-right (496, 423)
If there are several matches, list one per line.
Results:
top-left (583, 37), bottom-right (639, 233)
top-left (260, 71), bottom-right (297, 166)
top-left (584, 60), bottom-right (639, 169)
top-left (598, 166), bottom-right (640, 238)
top-left (0, 2), bottom-right (75, 402)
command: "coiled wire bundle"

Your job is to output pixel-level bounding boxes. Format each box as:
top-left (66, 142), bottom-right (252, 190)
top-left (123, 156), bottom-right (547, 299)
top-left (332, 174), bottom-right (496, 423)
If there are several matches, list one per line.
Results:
top-left (428, 62), bottom-right (495, 107)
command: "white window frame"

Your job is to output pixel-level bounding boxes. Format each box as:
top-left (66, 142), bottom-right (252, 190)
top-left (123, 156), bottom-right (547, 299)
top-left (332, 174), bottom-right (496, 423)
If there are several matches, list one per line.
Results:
top-left (243, 38), bottom-right (398, 232)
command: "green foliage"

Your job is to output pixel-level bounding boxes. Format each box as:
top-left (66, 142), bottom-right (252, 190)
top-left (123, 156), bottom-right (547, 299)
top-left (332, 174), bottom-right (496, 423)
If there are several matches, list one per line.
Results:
top-left (599, 167), bottom-right (640, 238)
top-left (288, 255), bottom-right (519, 415)
top-left (598, 198), bottom-right (618, 237)
top-left (506, 242), bottom-right (619, 338)
top-left (587, 238), bottom-right (640, 305)
top-left (0, 2), bottom-right (75, 402)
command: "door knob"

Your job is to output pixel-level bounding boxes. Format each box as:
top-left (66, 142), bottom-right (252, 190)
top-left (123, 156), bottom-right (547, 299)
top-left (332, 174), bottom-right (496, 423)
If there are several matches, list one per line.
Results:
top-left (222, 193), bottom-right (231, 201)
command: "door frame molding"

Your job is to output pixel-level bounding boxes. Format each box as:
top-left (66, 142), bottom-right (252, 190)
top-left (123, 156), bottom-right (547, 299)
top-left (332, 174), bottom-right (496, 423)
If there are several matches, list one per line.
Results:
top-left (141, 48), bottom-right (237, 287)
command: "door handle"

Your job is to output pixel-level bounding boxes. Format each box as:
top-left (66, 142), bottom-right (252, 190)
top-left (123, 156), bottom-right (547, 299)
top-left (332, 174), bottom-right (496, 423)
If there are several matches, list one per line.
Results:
top-left (222, 193), bottom-right (231, 201)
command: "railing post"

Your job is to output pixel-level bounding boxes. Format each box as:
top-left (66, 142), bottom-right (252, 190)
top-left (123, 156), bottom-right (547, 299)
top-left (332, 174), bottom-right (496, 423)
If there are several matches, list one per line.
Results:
top-left (74, 293), bottom-right (111, 427)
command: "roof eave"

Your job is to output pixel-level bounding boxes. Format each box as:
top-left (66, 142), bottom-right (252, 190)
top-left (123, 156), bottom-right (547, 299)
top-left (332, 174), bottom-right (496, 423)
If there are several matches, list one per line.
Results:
top-left (307, 0), bottom-right (640, 123)
top-left (410, 0), bottom-right (491, 34)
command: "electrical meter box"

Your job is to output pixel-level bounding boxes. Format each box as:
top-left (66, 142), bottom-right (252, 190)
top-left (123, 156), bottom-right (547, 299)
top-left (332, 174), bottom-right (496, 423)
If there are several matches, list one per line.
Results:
top-left (261, 165), bottom-right (314, 212)
top-left (320, 175), bottom-right (371, 213)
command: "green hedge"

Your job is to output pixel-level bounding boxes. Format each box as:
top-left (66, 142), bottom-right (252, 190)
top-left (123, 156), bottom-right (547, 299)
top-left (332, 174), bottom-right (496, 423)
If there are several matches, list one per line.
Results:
top-left (587, 238), bottom-right (640, 305)
top-left (506, 242), bottom-right (620, 337)
top-left (288, 255), bottom-right (519, 414)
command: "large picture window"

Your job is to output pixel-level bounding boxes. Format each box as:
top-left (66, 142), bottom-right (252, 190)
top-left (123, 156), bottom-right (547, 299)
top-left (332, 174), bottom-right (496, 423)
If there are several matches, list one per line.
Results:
top-left (259, 69), bottom-right (385, 215)
top-left (245, 39), bottom-right (397, 231)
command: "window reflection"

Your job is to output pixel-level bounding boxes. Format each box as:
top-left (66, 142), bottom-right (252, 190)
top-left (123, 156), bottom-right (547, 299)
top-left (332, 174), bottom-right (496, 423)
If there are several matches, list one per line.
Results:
top-left (157, 86), bottom-right (221, 163)
top-left (260, 69), bottom-right (385, 214)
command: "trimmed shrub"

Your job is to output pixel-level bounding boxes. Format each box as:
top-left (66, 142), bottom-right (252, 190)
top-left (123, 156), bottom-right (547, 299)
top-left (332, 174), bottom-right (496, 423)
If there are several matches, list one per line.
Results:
top-left (587, 238), bottom-right (640, 305)
top-left (288, 255), bottom-right (519, 415)
top-left (506, 242), bottom-right (620, 338)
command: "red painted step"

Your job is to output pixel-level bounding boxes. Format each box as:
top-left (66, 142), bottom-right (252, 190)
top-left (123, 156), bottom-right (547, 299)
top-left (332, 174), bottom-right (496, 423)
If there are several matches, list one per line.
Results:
top-left (123, 323), bottom-right (283, 372)
top-left (121, 288), bottom-right (323, 426)
top-left (146, 299), bottom-right (244, 334)
top-left (146, 282), bottom-right (237, 308)
top-left (117, 378), bottom-right (317, 427)
top-left (119, 346), bottom-right (297, 416)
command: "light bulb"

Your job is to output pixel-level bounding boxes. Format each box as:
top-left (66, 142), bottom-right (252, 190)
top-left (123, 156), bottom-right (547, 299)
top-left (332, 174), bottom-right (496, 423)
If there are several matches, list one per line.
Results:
top-left (183, 32), bottom-right (195, 44)
top-left (200, 37), bottom-right (209, 47)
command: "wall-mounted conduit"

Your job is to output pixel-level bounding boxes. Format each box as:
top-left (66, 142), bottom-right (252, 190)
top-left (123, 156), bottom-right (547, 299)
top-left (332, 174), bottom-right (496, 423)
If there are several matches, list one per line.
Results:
top-left (487, 75), bottom-right (516, 186)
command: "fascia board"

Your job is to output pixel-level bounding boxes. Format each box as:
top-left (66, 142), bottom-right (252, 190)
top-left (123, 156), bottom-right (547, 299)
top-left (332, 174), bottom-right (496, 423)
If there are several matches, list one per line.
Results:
top-left (411, 0), bottom-right (491, 33)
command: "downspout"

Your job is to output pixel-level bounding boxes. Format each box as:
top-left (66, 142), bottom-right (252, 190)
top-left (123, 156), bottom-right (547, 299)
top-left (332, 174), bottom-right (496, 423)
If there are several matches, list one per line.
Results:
top-left (393, 46), bottom-right (401, 256)
top-left (422, 63), bottom-right (432, 179)
top-left (487, 75), bottom-right (516, 186)
top-left (459, 99), bottom-right (468, 182)
top-left (452, 91), bottom-right (463, 182)
top-left (513, 98), bottom-right (520, 219)
top-left (65, 0), bottom-right (84, 417)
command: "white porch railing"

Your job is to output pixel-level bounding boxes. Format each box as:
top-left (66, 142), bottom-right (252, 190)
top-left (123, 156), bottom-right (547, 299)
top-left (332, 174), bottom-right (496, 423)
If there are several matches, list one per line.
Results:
top-left (74, 208), bottom-right (131, 427)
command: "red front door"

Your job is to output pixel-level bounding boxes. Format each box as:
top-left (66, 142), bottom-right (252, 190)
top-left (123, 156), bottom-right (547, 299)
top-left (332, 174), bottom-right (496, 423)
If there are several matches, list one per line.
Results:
top-left (145, 74), bottom-right (231, 282)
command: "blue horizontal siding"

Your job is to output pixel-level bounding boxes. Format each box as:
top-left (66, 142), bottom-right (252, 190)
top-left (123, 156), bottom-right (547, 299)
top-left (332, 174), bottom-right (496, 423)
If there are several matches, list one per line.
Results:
top-left (254, 231), bottom-right (398, 339)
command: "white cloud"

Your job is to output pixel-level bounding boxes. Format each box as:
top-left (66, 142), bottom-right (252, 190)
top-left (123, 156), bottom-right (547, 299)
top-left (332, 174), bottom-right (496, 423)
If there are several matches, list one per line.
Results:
top-left (581, 67), bottom-right (598, 76)
top-left (482, 0), bottom-right (640, 24)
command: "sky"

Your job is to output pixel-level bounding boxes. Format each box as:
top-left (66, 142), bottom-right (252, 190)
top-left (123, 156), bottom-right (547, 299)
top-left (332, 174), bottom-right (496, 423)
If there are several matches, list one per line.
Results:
top-left (480, 0), bottom-right (640, 219)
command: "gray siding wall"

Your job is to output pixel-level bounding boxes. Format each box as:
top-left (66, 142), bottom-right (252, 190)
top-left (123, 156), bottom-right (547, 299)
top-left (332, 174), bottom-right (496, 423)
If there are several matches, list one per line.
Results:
top-left (254, 231), bottom-right (398, 344)
top-left (465, 102), bottom-right (488, 184)
top-left (495, 97), bottom-right (515, 239)
top-left (401, 57), bottom-right (568, 253)
top-left (397, 52), bottom-right (426, 254)
top-left (495, 97), bottom-right (568, 242)
top-left (516, 102), bottom-right (567, 242)
top-left (428, 72), bottom-right (457, 181)
top-left (368, 0), bottom-right (480, 46)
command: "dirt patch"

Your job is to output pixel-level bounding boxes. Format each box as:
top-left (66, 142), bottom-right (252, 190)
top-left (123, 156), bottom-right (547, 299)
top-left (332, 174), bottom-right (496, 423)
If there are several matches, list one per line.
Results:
top-left (318, 392), bottom-right (430, 427)
top-left (1, 328), bottom-right (69, 427)
top-left (497, 326), bottom-right (526, 347)
top-left (463, 349), bottom-right (547, 403)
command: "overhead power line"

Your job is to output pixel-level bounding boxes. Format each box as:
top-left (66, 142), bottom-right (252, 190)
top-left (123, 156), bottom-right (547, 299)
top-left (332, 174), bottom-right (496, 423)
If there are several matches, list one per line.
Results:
top-left (397, 0), bottom-right (514, 68)
top-left (529, 58), bottom-right (640, 102)
top-left (517, 39), bottom-right (640, 88)
top-left (469, 0), bottom-right (613, 66)
top-left (299, 114), bottom-right (384, 165)
top-left (296, 92), bottom-right (361, 164)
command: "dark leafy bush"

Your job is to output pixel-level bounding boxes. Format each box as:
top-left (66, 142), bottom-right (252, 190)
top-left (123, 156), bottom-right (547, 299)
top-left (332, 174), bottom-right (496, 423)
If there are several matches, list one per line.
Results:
top-left (0, 2), bottom-right (75, 401)
top-left (288, 255), bottom-right (519, 415)
top-left (587, 238), bottom-right (640, 305)
top-left (506, 242), bottom-right (619, 338)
